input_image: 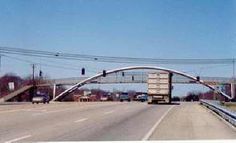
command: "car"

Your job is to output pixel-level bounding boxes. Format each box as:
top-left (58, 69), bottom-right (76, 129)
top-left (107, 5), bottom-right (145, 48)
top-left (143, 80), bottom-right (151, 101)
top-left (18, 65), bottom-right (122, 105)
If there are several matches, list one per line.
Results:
top-left (119, 93), bottom-right (131, 102)
top-left (32, 93), bottom-right (50, 104)
top-left (136, 94), bottom-right (148, 102)
top-left (100, 96), bottom-right (108, 101)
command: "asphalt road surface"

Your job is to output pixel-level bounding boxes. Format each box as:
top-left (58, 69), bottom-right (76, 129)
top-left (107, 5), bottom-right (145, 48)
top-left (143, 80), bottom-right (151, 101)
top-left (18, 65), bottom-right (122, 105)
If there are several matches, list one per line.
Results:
top-left (0, 102), bottom-right (235, 142)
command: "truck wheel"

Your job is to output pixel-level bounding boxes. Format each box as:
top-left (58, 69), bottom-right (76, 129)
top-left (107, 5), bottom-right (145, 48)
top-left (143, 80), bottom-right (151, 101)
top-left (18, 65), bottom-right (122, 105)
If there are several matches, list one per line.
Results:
top-left (128, 99), bottom-right (131, 102)
top-left (147, 96), bottom-right (153, 104)
top-left (120, 99), bottom-right (123, 102)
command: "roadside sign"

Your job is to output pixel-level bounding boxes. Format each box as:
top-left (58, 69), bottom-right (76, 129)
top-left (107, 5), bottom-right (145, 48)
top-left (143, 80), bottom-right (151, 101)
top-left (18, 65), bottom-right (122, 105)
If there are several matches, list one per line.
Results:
top-left (8, 82), bottom-right (15, 91)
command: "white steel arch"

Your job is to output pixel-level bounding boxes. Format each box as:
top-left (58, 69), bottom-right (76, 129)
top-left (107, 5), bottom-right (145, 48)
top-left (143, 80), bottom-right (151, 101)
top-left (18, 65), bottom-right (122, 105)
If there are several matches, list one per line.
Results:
top-left (52, 66), bottom-right (232, 101)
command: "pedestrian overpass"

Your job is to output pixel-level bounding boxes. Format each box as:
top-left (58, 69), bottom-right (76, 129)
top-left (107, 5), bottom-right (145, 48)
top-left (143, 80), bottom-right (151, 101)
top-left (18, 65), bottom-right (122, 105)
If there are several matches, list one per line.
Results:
top-left (52, 66), bottom-right (235, 101)
top-left (1, 66), bottom-right (235, 102)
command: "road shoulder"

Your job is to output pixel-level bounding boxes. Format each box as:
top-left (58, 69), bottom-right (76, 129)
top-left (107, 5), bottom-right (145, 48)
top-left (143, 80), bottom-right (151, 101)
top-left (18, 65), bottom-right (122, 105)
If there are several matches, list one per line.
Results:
top-left (149, 102), bottom-right (236, 140)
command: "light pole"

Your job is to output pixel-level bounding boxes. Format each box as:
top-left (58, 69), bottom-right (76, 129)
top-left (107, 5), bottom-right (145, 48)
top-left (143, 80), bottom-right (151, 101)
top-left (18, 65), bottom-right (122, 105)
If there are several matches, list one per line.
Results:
top-left (232, 58), bottom-right (235, 100)
top-left (233, 58), bottom-right (235, 78)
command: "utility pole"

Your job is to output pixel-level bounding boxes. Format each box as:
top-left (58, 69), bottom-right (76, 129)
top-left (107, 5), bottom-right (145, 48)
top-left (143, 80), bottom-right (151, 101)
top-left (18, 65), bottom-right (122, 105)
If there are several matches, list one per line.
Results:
top-left (32, 64), bottom-right (36, 101)
top-left (32, 64), bottom-right (35, 85)
top-left (0, 55), bottom-right (1, 97)
top-left (0, 55), bottom-right (1, 73)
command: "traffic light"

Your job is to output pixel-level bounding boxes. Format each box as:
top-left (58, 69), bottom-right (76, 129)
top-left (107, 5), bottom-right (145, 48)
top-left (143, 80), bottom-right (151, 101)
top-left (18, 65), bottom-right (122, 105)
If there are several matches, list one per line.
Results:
top-left (39, 70), bottom-right (42, 77)
top-left (103, 70), bottom-right (106, 77)
top-left (196, 76), bottom-right (200, 81)
top-left (81, 68), bottom-right (85, 75)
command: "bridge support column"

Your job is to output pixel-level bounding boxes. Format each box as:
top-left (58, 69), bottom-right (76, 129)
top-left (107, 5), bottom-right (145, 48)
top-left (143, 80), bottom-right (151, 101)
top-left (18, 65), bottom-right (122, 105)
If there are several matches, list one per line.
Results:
top-left (231, 83), bottom-right (235, 99)
top-left (53, 84), bottom-right (56, 99)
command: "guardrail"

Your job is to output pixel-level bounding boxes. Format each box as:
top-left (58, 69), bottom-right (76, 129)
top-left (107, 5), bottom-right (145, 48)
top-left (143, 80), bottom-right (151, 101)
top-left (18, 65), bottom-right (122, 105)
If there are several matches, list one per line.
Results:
top-left (200, 100), bottom-right (236, 127)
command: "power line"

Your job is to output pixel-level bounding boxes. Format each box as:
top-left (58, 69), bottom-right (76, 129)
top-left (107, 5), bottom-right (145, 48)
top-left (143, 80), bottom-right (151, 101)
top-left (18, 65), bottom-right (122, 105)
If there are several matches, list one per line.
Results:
top-left (1, 54), bottom-right (83, 71)
top-left (0, 47), bottom-right (234, 65)
top-left (1, 54), bottom-right (100, 75)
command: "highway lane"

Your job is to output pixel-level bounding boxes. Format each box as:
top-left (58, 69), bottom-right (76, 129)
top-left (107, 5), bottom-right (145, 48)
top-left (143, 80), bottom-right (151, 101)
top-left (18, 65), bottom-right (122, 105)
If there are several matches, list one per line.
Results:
top-left (0, 102), bottom-right (236, 142)
top-left (0, 102), bottom-right (173, 142)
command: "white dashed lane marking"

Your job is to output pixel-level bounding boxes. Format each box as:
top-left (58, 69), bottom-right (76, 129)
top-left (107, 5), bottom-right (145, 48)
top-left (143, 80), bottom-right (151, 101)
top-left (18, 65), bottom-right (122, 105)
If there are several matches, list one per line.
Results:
top-left (74, 118), bottom-right (88, 123)
top-left (5, 135), bottom-right (31, 143)
top-left (104, 110), bottom-right (115, 115)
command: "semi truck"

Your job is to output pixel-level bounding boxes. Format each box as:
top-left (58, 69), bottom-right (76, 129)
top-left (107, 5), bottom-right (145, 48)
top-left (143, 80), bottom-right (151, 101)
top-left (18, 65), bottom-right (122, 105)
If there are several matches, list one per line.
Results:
top-left (147, 72), bottom-right (172, 104)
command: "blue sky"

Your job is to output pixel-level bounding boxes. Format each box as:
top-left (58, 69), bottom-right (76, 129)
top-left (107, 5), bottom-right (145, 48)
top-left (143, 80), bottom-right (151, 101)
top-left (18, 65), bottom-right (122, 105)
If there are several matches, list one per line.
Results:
top-left (0, 0), bottom-right (235, 96)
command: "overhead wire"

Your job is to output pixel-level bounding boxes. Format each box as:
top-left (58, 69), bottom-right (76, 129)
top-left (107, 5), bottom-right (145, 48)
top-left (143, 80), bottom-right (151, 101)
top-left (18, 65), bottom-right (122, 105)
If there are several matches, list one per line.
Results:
top-left (1, 54), bottom-right (100, 75)
top-left (0, 47), bottom-right (234, 65)
top-left (1, 54), bottom-right (83, 71)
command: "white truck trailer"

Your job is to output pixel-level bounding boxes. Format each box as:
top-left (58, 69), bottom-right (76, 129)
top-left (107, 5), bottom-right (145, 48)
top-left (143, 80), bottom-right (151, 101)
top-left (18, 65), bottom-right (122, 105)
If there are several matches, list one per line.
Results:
top-left (147, 72), bottom-right (172, 104)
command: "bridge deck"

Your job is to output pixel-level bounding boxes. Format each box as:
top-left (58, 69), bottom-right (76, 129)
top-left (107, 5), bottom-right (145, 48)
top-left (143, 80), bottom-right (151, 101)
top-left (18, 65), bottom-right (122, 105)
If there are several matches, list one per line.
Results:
top-left (46, 75), bottom-right (234, 85)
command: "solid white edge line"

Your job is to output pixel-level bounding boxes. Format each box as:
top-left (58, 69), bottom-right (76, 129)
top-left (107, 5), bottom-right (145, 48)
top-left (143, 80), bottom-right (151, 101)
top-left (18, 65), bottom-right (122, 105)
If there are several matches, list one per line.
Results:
top-left (142, 105), bottom-right (175, 141)
top-left (74, 118), bottom-right (88, 123)
top-left (5, 135), bottom-right (31, 143)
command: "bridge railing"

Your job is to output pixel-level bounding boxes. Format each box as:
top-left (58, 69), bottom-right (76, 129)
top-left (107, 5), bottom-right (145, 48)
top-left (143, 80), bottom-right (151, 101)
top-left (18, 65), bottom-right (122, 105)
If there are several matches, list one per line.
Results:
top-left (44, 75), bottom-right (232, 85)
top-left (200, 100), bottom-right (236, 127)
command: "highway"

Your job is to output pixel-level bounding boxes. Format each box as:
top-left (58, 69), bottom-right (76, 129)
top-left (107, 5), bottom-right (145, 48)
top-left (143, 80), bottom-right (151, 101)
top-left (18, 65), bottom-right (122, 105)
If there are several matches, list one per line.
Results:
top-left (0, 102), bottom-right (235, 142)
